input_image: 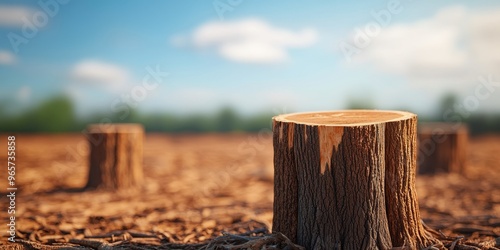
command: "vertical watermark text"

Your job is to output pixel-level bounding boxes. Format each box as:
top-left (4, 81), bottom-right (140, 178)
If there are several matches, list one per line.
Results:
top-left (6, 136), bottom-right (17, 242)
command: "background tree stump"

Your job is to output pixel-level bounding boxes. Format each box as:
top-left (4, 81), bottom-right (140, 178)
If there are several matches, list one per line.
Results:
top-left (417, 123), bottom-right (468, 175)
top-left (272, 110), bottom-right (442, 249)
top-left (85, 124), bottom-right (144, 190)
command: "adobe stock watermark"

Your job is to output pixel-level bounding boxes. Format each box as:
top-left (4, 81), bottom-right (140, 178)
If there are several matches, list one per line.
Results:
top-left (7, 0), bottom-right (71, 53)
top-left (201, 106), bottom-right (287, 197)
top-left (442, 75), bottom-right (500, 122)
top-left (418, 74), bottom-right (500, 164)
top-left (54, 65), bottom-right (169, 173)
top-left (338, 0), bottom-right (404, 62)
top-left (213, 0), bottom-right (244, 20)
top-left (109, 65), bottom-right (168, 120)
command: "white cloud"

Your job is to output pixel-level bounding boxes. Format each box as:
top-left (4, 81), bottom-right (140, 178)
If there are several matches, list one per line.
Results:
top-left (467, 9), bottom-right (500, 73)
top-left (0, 6), bottom-right (35, 27)
top-left (175, 18), bottom-right (318, 64)
top-left (350, 5), bottom-right (500, 85)
top-left (0, 50), bottom-right (16, 65)
top-left (71, 60), bottom-right (130, 87)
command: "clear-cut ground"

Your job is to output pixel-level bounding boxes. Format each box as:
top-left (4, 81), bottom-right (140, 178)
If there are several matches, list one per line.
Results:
top-left (0, 134), bottom-right (498, 249)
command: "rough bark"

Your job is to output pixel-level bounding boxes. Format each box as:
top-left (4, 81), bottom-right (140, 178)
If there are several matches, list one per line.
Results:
top-left (273, 122), bottom-right (298, 243)
top-left (417, 123), bottom-right (468, 175)
top-left (385, 119), bottom-right (442, 249)
top-left (85, 124), bottom-right (144, 190)
top-left (272, 110), bottom-right (442, 250)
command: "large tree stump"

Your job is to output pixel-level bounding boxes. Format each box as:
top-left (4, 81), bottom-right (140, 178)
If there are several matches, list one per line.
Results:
top-left (272, 110), bottom-right (442, 249)
top-left (417, 123), bottom-right (468, 175)
top-left (85, 124), bottom-right (144, 190)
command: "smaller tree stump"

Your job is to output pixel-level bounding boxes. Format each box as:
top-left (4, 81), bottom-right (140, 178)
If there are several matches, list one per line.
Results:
top-left (417, 122), bottom-right (468, 175)
top-left (85, 124), bottom-right (144, 190)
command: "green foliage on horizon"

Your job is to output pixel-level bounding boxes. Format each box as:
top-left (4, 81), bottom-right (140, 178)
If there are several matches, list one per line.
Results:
top-left (0, 96), bottom-right (77, 132)
top-left (345, 97), bottom-right (375, 110)
top-left (0, 95), bottom-right (499, 134)
top-left (0, 96), bottom-right (276, 133)
top-left (424, 92), bottom-right (500, 135)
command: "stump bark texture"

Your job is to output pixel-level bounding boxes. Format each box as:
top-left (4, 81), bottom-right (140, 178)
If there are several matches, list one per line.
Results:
top-left (272, 110), bottom-right (442, 250)
top-left (417, 123), bottom-right (468, 175)
top-left (85, 124), bottom-right (144, 190)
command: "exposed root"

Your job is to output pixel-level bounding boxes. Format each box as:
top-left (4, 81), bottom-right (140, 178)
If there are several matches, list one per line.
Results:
top-left (449, 236), bottom-right (464, 250)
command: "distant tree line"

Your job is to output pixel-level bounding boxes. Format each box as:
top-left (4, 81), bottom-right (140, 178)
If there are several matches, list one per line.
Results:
top-left (0, 95), bottom-right (499, 134)
top-left (0, 96), bottom-right (274, 133)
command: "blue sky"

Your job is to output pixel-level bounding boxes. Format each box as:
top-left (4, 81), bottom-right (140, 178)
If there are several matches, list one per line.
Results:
top-left (1, 0), bottom-right (500, 117)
